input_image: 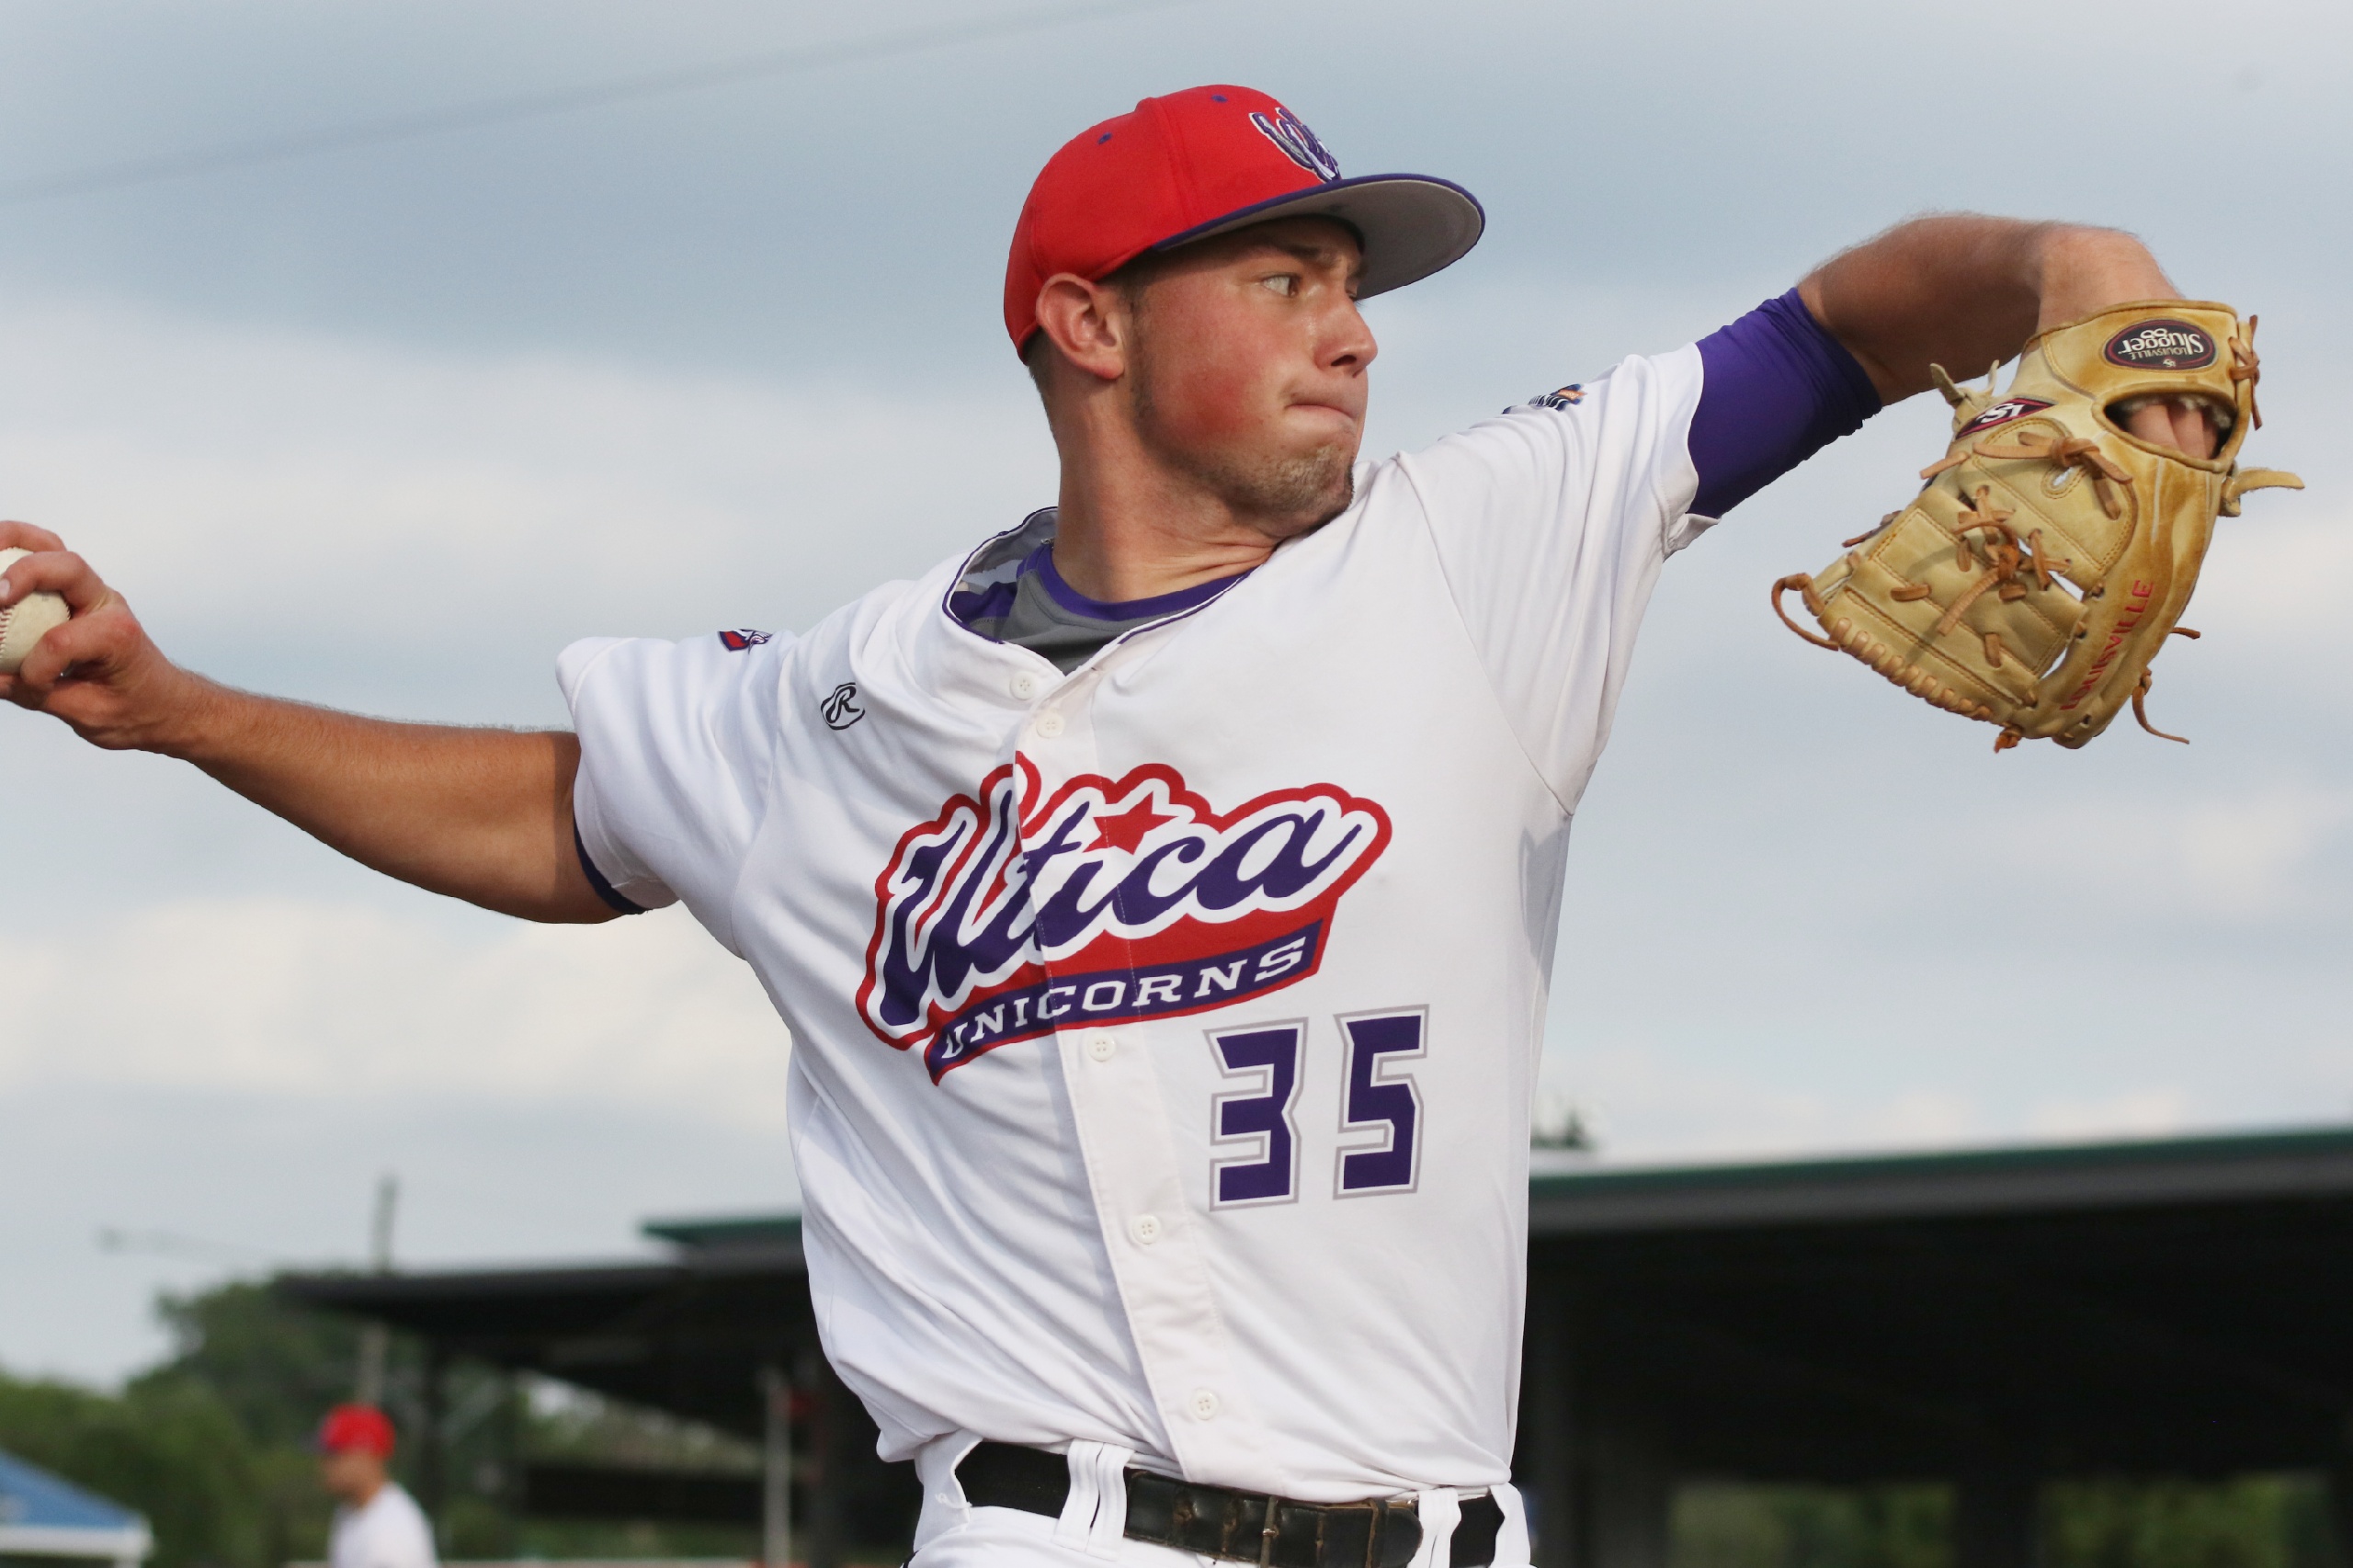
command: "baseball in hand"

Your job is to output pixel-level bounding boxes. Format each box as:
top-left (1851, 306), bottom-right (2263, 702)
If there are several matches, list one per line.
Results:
top-left (0, 548), bottom-right (72, 674)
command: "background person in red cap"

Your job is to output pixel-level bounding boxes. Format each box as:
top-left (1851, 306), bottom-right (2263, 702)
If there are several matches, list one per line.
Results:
top-left (5, 83), bottom-right (2232, 1568)
top-left (316, 1404), bottom-right (438, 1568)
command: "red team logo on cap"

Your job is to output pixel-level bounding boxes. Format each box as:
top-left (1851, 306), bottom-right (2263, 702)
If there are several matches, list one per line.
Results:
top-left (1249, 108), bottom-right (1342, 179)
top-left (858, 758), bottom-right (1392, 1081)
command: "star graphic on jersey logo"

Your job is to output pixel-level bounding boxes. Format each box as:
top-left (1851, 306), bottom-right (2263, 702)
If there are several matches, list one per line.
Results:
top-left (1090, 800), bottom-right (1174, 854)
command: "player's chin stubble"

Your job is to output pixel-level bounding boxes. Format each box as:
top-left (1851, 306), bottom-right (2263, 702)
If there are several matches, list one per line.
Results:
top-left (1174, 441), bottom-right (1357, 538)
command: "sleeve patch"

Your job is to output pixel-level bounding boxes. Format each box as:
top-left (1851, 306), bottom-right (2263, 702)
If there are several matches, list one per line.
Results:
top-left (1520, 384), bottom-right (1586, 413)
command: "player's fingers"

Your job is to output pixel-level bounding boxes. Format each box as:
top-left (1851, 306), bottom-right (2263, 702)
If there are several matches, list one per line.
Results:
top-left (2170, 396), bottom-right (2219, 461)
top-left (6, 600), bottom-right (131, 696)
top-left (2116, 396), bottom-right (2220, 461)
top-left (0, 520), bottom-right (66, 553)
top-left (2119, 398), bottom-right (2177, 451)
top-left (0, 549), bottom-right (120, 617)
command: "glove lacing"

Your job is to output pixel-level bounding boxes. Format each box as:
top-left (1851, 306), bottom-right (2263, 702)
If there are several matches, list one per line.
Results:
top-left (1921, 434), bottom-right (2133, 518)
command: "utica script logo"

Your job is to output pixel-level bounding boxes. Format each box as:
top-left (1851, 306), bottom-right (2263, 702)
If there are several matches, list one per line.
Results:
top-left (2103, 320), bottom-right (2216, 370)
top-left (858, 759), bottom-right (1392, 1082)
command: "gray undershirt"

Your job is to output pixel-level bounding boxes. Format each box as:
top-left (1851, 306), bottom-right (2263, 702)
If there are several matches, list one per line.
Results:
top-left (995, 570), bottom-right (1174, 672)
top-left (953, 509), bottom-right (1223, 673)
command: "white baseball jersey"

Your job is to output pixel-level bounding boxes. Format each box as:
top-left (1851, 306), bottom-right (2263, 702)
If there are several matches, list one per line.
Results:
top-left (564, 298), bottom-right (1872, 1517)
top-left (329, 1483), bottom-right (437, 1568)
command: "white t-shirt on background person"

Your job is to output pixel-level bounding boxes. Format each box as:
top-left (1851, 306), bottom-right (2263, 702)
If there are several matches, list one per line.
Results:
top-left (329, 1482), bottom-right (437, 1568)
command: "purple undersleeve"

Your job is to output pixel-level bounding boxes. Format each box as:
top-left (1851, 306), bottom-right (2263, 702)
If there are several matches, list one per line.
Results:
top-left (1688, 288), bottom-right (1881, 517)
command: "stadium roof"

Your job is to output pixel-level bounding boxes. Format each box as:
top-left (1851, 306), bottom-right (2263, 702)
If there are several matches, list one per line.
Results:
top-left (0, 1449), bottom-right (153, 1564)
top-left (1527, 1123), bottom-right (2353, 1230)
top-left (280, 1124), bottom-right (2353, 1480)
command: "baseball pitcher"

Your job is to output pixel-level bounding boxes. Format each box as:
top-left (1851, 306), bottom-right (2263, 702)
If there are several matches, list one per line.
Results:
top-left (0, 85), bottom-right (2292, 1568)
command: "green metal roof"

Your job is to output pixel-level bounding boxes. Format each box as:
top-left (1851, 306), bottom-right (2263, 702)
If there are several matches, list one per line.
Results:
top-left (1527, 1121), bottom-right (2353, 1233)
top-left (642, 1211), bottom-right (803, 1250)
top-left (642, 1124), bottom-right (2353, 1251)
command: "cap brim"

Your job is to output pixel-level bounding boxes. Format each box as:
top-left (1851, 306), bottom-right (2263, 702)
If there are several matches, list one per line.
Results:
top-left (1149, 174), bottom-right (1484, 299)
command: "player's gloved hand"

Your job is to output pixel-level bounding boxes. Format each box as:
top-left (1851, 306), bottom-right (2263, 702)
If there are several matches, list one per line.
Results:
top-left (0, 519), bottom-right (210, 752)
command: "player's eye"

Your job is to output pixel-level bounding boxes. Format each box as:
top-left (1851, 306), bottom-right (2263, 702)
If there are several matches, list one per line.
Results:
top-left (1259, 273), bottom-right (1300, 298)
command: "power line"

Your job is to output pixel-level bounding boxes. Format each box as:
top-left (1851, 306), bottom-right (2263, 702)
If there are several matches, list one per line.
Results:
top-left (0, 0), bottom-right (1197, 209)
top-left (96, 1224), bottom-right (274, 1264)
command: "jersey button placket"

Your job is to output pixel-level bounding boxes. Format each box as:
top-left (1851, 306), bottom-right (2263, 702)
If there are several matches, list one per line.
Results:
top-left (1028, 673), bottom-right (1247, 1460)
top-left (1014, 677), bottom-right (1078, 1034)
top-left (1057, 1019), bottom-right (1257, 1474)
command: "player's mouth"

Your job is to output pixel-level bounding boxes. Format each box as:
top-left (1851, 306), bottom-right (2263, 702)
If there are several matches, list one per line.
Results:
top-left (1285, 397), bottom-right (1362, 428)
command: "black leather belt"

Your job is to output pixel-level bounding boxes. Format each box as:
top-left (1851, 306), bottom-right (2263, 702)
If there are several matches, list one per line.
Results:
top-left (956, 1440), bottom-right (1502, 1568)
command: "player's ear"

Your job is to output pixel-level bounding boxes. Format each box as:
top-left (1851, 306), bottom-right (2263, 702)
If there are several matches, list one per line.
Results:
top-left (1034, 274), bottom-right (1130, 384)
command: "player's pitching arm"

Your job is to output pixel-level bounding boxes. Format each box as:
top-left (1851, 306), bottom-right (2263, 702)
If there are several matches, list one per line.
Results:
top-left (1799, 215), bottom-right (2219, 460)
top-left (0, 519), bottom-right (619, 925)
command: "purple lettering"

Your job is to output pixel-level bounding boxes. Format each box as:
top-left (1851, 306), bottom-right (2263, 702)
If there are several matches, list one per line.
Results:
top-left (870, 776), bottom-right (1038, 1033)
top-left (1336, 1011), bottom-right (1425, 1195)
top-left (1211, 1024), bottom-right (1303, 1206)
top-left (1194, 813), bottom-right (1368, 911)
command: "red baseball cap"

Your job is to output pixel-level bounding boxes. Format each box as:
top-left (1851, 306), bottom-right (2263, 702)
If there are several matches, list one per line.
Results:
top-left (1005, 85), bottom-right (1483, 352)
top-left (314, 1403), bottom-right (397, 1458)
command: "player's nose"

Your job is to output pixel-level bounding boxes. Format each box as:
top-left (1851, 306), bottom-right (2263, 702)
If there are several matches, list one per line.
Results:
top-left (1322, 294), bottom-right (1378, 373)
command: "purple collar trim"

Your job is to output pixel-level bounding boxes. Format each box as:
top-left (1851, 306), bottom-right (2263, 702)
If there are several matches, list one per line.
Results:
top-left (1025, 543), bottom-right (1250, 621)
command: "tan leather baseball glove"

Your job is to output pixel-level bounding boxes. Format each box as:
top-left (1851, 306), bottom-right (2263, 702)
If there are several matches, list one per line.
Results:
top-left (1772, 301), bottom-right (2302, 750)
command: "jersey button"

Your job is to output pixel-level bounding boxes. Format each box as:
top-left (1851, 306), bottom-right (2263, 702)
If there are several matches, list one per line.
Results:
top-left (1129, 1213), bottom-right (1162, 1245)
top-left (1086, 1032), bottom-right (1117, 1062)
top-left (1009, 671), bottom-right (1041, 700)
top-left (1188, 1389), bottom-right (1220, 1421)
top-left (1034, 710), bottom-right (1065, 739)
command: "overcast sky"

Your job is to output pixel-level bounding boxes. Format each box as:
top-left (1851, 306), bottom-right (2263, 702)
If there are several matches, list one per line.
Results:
top-left (2, 0), bottom-right (2347, 1383)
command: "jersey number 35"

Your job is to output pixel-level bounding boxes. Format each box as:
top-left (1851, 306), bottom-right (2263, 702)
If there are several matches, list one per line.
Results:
top-left (1207, 1008), bottom-right (1426, 1208)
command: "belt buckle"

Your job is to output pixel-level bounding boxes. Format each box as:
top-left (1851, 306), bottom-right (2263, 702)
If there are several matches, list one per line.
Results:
top-left (1256, 1493), bottom-right (1281, 1568)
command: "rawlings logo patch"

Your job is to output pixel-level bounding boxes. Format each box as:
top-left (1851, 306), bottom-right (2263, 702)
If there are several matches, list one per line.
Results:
top-left (1959, 396), bottom-right (2052, 436)
top-left (718, 629), bottom-right (772, 651)
top-left (821, 682), bottom-right (865, 731)
top-left (1532, 384), bottom-right (1586, 412)
top-left (2103, 320), bottom-right (2216, 370)
top-left (1249, 107), bottom-right (1342, 181)
top-left (858, 759), bottom-right (1392, 1081)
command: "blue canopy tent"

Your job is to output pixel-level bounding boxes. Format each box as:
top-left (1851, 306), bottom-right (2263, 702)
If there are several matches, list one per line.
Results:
top-left (0, 1450), bottom-right (151, 1568)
